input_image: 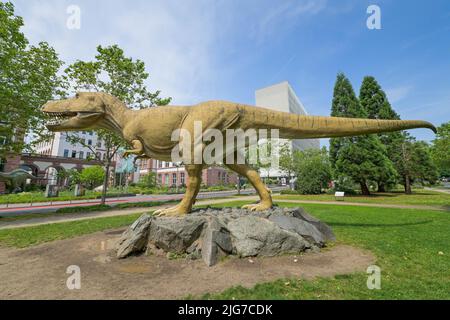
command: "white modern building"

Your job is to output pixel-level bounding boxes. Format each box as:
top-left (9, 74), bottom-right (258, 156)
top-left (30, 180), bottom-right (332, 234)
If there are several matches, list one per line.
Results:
top-left (35, 131), bottom-right (107, 161)
top-left (255, 81), bottom-right (320, 179)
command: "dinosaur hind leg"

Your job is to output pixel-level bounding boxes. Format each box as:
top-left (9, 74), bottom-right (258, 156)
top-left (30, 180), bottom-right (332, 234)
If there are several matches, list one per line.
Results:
top-left (224, 162), bottom-right (273, 211)
top-left (154, 164), bottom-right (203, 216)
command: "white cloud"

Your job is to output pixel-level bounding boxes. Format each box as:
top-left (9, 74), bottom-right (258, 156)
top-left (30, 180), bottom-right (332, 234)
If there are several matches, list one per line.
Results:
top-left (11, 0), bottom-right (329, 105)
top-left (252, 0), bottom-right (327, 43)
top-left (385, 85), bottom-right (413, 103)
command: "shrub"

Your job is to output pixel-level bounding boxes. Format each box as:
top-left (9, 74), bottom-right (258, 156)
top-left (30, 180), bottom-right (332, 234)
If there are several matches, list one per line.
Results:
top-left (293, 148), bottom-right (332, 194)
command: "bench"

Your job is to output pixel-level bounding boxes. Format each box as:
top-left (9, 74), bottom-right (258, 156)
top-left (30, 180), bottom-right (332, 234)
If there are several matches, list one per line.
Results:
top-left (335, 191), bottom-right (345, 201)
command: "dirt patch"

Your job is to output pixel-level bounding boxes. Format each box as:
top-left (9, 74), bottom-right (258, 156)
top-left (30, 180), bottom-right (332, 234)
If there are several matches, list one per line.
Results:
top-left (0, 229), bottom-right (375, 299)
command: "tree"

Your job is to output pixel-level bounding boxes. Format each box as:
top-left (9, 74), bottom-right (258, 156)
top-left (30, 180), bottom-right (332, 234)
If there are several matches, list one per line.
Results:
top-left (431, 122), bottom-right (450, 177)
top-left (359, 76), bottom-right (400, 191)
top-left (0, 2), bottom-right (64, 157)
top-left (79, 166), bottom-right (105, 190)
top-left (329, 73), bottom-right (395, 195)
top-left (279, 142), bottom-right (295, 186)
top-left (396, 135), bottom-right (438, 194)
top-left (64, 45), bottom-right (171, 203)
top-left (138, 172), bottom-right (157, 189)
top-left (334, 134), bottom-right (396, 195)
top-left (292, 148), bottom-right (332, 194)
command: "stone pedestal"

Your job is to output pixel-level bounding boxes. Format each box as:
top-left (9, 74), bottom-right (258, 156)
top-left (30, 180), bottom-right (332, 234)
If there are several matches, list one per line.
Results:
top-left (116, 207), bottom-right (335, 266)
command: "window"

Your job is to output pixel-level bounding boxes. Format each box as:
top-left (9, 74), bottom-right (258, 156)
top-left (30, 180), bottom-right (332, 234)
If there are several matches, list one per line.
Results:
top-left (172, 173), bottom-right (177, 185)
top-left (158, 174), bottom-right (162, 184)
top-left (79, 151), bottom-right (84, 159)
top-left (88, 139), bottom-right (92, 146)
top-left (165, 174), bottom-right (169, 185)
top-left (82, 131), bottom-right (86, 134)
top-left (71, 150), bottom-right (76, 158)
top-left (96, 151), bottom-right (101, 159)
top-left (97, 141), bottom-right (102, 148)
top-left (80, 138), bottom-right (86, 145)
top-left (63, 149), bottom-right (69, 157)
top-left (86, 152), bottom-right (91, 159)
top-left (180, 172), bottom-right (185, 185)
top-left (102, 153), bottom-right (106, 161)
top-left (89, 131), bottom-right (93, 136)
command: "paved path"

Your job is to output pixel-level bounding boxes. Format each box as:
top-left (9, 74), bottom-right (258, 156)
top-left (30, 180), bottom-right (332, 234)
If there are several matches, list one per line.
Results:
top-left (425, 187), bottom-right (450, 195)
top-left (0, 187), bottom-right (286, 216)
top-left (0, 196), bottom-right (447, 230)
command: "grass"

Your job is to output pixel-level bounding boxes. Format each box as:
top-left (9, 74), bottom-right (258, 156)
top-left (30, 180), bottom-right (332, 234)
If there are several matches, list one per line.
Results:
top-left (0, 190), bottom-right (101, 204)
top-left (274, 189), bottom-right (450, 208)
top-left (0, 213), bottom-right (143, 248)
top-left (0, 200), bottom-right (175, 222)
top-left (197, 200), bottom-right (450, 299)
top-left (0, 199), bottom-right (448, 299)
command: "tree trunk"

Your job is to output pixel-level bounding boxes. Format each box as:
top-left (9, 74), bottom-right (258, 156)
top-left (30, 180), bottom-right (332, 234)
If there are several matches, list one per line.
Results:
top-left (101, 160), bottom-right (111, 205)
top-left (404, 175), bottom-right (412, 194)
top-left (377, 182), bottom-right (386, 192)
top-left (360, 181), bottom-right (370, 195)
top-left (237, 175), bottom-right (241, 195)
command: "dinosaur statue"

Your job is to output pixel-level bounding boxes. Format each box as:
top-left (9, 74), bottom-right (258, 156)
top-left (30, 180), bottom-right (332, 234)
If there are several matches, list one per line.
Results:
top-left (42, 92), bottom-right (436, 216)
top-left (0, 169), bottom-right (37, 193)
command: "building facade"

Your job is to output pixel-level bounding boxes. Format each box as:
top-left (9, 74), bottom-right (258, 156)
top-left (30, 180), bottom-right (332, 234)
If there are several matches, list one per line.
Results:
top-left (35, 131), bottom-right (107, 161)
top-left (255, 81), bottom-right (320, 179)
top-left (137, 159), bottom-right (237, 188)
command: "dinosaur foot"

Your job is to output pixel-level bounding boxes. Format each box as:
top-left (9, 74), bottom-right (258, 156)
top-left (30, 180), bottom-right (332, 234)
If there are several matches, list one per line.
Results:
top-left (242, 201), bottom-right (273, 212)
top-left (154, 205), bottom-right (189, 217)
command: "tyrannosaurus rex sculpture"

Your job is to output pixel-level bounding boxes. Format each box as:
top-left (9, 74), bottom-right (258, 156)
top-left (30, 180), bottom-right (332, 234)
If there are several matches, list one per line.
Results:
top-left (42, 92), bottom-right (436, 216)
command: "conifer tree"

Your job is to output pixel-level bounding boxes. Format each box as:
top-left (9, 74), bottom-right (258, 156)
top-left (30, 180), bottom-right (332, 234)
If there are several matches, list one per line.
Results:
top-left (329, 73), bottom-right (395, 195)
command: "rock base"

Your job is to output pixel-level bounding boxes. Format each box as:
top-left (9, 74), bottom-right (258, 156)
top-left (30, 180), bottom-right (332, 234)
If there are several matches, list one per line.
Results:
top-left (116, 207), bottom-right (335, 266)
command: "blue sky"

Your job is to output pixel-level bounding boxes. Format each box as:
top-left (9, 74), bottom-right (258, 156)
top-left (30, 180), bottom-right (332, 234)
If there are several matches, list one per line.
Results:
top-left (12, 0), bottom-right (450, 146)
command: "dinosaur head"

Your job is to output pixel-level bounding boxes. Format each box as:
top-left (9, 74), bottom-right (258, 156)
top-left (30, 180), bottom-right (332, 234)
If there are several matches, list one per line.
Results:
top-left (42, 92), bottom-right (108, 132)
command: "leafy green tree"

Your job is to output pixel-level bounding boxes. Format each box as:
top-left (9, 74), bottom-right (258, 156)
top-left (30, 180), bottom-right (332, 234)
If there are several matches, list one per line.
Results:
top-left (138, 172), bottom-right (157, 189)
top-left (293, 148), bottom-right (332, 194)
top-left (431, 122), bottom-right (450, 177)
top-left (396, 135), bottom-right (438, 193)
top-left (279, 142), bottom-right (295, 182)
top-left (79, 166), bottom-right (105, 190)
top-left (359, 76), bottom-right (400, 191)
top-left (0, 2), bottom-right (64, 157)
top-left (64, 45), bottom-right (171, 203)
top-left (329, 73), bottom-right (395, 195)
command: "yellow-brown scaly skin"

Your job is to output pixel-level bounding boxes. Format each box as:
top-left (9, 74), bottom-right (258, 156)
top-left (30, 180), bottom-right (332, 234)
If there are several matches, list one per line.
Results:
top-left (42, 92), bottom-right (436, 216)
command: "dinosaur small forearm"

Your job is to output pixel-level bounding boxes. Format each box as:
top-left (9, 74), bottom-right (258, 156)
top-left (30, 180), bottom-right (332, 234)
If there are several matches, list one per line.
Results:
top-left (124, 139), bottom-right (144, 157)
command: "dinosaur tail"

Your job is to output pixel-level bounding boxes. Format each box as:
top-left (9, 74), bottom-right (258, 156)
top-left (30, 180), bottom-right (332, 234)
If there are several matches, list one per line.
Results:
top-left (238, 105), bottom-right (436, 139)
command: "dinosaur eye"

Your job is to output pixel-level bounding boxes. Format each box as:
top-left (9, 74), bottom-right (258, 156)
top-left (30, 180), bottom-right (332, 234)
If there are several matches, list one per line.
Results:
top-left (75, 93), bottom-right (80, 98)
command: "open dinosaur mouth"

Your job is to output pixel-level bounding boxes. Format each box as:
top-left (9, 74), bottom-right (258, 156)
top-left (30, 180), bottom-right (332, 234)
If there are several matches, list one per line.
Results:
top-left (44, 111), bottom-right (78, 126)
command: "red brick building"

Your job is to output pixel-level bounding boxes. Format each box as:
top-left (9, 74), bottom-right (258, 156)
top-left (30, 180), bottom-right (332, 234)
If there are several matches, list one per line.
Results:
top-left (0, 153), bottom-right (22, 193)
top-left (138, 159), bottom-right (238, 187)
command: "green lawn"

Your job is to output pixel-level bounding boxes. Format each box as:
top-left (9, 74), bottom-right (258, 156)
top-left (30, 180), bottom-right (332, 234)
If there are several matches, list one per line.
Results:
top-left (199, 201), bottom-right (450, 299)
top-left (0, 200), bottom-right (175, 222)
top-left (0, 213), bottom-right (142, 247)
top-left (0, 190), bottom-right (101, 204)
top-left (0, 200), bottom-right (448, 299)
top-left (274, 189), bottom-right (450, 208)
